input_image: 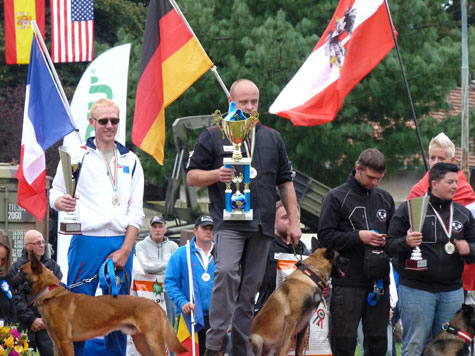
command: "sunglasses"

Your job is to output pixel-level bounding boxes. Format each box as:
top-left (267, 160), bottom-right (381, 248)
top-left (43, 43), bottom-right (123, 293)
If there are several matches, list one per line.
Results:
top-left (93, 117), bottom-right (120, 125)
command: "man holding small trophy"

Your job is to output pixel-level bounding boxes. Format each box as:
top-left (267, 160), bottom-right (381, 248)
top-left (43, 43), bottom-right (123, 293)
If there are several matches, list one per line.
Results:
top-left (387, 162), bottom-right (475, 356)
top-left (49, 98), bottom-right (145, 356)
top-left (186, 79), bottom-right (301, 356)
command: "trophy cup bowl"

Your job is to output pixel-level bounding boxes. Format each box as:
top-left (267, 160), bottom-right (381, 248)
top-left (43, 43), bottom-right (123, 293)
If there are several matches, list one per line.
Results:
top-left (406, 196), bottom-right (430, 271)
top-left (58, 146), bottom-right (85, 235)
top-left (214, 109), bottom-right (259, 161)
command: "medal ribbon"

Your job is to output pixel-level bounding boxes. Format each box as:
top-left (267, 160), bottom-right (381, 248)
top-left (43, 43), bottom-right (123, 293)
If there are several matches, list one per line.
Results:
top-left (243, 126), bottom-right (256, 162)
top-left (194, 251), bottom-right (213, 273)
top-left (431, 203), bottom-right (453, 239)
top-left (97, 145), bottom-right (118, 194)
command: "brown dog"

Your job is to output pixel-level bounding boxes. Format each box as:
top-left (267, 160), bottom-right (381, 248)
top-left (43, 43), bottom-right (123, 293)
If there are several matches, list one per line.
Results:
top-left (251, 243), bottom-right (345, 356)
top-left (423, 304), bottom-right (475, 356)
top-left (16, 252), bottom-right (188, 356)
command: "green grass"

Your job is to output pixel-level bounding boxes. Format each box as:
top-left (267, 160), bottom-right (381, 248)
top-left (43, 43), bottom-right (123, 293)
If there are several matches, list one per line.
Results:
top-left (354, 342), bottom-right (402, 356)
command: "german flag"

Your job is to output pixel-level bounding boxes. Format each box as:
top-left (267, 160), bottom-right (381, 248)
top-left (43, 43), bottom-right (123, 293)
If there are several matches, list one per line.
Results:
top-left (4, 0), bottom-right (45, 65)
top-left (133, 0), bottom-right (213, 165)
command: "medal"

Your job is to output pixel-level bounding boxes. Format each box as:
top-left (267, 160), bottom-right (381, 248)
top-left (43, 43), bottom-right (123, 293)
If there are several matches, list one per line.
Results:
top-left (250, 167), bottom-right (258, 179)
top-left (202, 273), bottom-right (210, 282)
top-left (112, 194), bottom-right (121, 206)
top-left (444, 242), bottom-right (455, 255)
top-left (432, 203), bottom-right (454, 255)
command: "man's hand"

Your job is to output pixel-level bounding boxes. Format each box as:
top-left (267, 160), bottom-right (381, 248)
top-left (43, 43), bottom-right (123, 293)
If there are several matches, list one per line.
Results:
top-left (286, 221), bottom-right (302, 246)
top-left (406, 230), bottom-right (423, 248)
top-left (182, 302), bottom-right (195, 315)
top-left (359, 230), bottom-right (386, 247)
top-left (109, 248), bottom-right (131, 270)
top-left (54, 194), bottom-right (78, 212)
top-left (216, 166), bottom-right (234, 184)
top-left (454, 239), bottom-right (470, 256)
top-left (31, 318), bottom-right (46, 332)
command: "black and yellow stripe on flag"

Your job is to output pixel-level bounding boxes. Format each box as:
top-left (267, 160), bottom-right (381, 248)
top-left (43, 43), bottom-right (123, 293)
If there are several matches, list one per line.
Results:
top-left (132, 0), bottom-right (213, 165)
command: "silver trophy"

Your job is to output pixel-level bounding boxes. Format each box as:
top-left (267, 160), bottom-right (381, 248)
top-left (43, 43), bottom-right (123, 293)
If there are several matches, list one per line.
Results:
top-left (58, 146), bottom-right (85, 235)
top-left (406, 195), bottom-right (430, 271)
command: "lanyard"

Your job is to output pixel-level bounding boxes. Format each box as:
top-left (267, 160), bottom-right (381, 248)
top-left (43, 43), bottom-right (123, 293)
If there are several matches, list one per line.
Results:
top-left (194, 251), bottom-right (213, 273)
top-left (431, 203), bottom-right (453, 239)
top-left (97, 145), bottom-right (118, 194)
top-left (243, 126), bottom-right (256, 162)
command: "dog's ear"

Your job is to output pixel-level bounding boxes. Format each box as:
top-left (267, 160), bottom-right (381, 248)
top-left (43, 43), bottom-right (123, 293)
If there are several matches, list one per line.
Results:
top-left (311, 237), bottom-right (321, 252)
top-left (28, 251), bottom-right (43, 274)
top-left (323, 241), bottom-right (336, 260)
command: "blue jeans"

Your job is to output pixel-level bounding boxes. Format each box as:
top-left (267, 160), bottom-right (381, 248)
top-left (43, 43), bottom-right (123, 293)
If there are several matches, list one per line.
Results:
top-left (399, 284), bottom-right (463, 356)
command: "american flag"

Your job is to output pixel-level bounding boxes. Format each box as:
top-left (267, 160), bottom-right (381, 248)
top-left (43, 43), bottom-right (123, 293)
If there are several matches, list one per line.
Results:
top-left (50, 0), bottom-right (94, 63)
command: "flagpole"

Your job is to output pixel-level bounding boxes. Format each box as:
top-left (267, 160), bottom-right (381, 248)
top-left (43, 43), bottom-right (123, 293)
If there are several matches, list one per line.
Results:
top-left (31, 20), bottom-right (84, 145)
top-left (186, 241), bottom-right (197, 356)
top-left (383, 0), bottom-right (428, 171)
top-left (168, 0), bottom-right (230, 98)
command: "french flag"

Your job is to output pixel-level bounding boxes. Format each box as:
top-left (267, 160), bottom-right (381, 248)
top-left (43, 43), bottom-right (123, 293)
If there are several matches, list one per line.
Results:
top-left (269, 0), bottom-right (396, 126)
top-left (16, 35), bottom-right (75, 221)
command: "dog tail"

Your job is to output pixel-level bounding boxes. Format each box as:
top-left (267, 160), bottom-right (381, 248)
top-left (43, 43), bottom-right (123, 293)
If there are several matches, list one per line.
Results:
top-left (165, 321), bottom-right (188, 354)
top-left (251, 334), bottom-right (263, 356)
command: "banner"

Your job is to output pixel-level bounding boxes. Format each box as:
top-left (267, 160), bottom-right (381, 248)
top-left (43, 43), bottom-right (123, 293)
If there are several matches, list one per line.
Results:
top-left (50, 0), bottom-right (94, 63)
top-left (269, 0), bottom-right (395, 126)
top-left (132, 0), bottom-right (213, 165)
top-left (17, 35), bottom-right (75, 221)
top-left (4, 0), bottom-right (45, 64)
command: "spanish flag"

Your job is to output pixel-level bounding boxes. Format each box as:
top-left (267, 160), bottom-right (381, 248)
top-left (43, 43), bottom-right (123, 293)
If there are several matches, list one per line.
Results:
top-left (4, 0), bottom-right (45, 64)
top-left (132, 0), bottom-right (213, 165)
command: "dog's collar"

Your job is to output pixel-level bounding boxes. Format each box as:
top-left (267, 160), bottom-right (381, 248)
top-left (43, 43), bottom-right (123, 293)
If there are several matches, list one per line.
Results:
top-left (35, 285), bottom-right (59, 302)
top-left (443, 322), bottom-right (473, 344)
top-left (295, 261), bottom-right (327, 290)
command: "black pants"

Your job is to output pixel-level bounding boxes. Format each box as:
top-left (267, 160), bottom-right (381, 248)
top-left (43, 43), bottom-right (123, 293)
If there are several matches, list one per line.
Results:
top-left (330, 285), bottom-right (389, 356)
top-left (28, 328), bottom-right (54, 356)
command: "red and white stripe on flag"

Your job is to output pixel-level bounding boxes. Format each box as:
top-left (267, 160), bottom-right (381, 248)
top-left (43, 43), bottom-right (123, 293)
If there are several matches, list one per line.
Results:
top-left (50, 0), bottom-right (94, 63)
top-left (269, 0), bottom-right (396, 126)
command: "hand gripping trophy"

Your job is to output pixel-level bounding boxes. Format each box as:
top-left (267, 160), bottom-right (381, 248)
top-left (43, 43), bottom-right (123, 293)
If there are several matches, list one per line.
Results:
top-left (406, 195), bottom-right (430, 270)
top-left (58, 145), bottom-right (85, 234)
top-left (214, 102), bottom-right (259, 221)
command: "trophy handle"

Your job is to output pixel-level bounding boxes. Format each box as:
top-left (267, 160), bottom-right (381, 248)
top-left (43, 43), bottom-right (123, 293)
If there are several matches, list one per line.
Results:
top-left (213, 110), bottom-right (226, 140)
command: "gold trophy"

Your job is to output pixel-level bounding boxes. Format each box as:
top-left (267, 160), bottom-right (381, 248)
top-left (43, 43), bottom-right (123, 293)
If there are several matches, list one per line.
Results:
top-left (406, 195), bottom-right (430, 270)
top-left (214, 102), bottom-right (259, 221)
top-left (58, 146), bottom-right (85, 234)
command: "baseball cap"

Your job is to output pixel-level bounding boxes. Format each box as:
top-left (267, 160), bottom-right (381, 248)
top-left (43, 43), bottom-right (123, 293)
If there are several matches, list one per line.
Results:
top-left (194, 215), bottom-right (214, 228)
top-left (150, 216), bottom-right (166, 225)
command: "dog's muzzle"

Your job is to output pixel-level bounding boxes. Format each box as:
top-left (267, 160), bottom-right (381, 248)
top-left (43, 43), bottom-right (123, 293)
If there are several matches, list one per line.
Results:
top-left (332, 256), bottom-right (349, 279)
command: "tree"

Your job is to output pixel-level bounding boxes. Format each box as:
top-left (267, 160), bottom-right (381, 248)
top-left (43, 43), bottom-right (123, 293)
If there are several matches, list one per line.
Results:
top-left (0, 0), bottom-right (473, 189)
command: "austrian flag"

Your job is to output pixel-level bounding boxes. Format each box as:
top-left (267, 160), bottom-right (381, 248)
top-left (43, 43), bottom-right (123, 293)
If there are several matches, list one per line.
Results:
top-left (269, 0), bottom-right (396, 126)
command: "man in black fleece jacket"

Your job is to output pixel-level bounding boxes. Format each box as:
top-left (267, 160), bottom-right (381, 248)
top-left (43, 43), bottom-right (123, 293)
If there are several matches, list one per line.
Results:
top-left (9, 230), bottom-right (62, 356)
top-left (318, 148), bottom-right (395, 356)
top-left (386, 162), bottom-right (475, 356)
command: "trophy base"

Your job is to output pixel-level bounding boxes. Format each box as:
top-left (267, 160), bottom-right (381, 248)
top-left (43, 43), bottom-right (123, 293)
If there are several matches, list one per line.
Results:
top-left (405, 258), bottom-right (428, 271)
top-left (223, 209), bottom-right (253, 221)
top-left (59, 222), bottom-right (82, 235)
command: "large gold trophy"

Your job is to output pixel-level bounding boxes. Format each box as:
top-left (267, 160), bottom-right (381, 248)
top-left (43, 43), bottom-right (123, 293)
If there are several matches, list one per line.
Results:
top-left (58, 146), bottom-right (85, 234)
top-left (214, 102), bottom-right (259, 221)
top-left (405, 196), bottom-right (430, 270)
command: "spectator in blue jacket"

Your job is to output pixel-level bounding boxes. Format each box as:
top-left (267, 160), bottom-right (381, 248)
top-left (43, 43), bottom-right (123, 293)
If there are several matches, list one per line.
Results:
top-left (164, 216), bottom-right (215, 356)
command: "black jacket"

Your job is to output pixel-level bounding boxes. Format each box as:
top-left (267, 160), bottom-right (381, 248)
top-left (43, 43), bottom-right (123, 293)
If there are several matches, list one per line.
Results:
top-left (386, 194), bottom-right (475, 292)
top-left (187, 122), bottom-right (293, 237)
top-left (255, 235), bottom-right (311, 312)
top-left (318, 171), bottom-right (395, 287)
top-left (8, 249), bottom-right (62, 329)
top-left (0, 275), bottom-right (17, 324)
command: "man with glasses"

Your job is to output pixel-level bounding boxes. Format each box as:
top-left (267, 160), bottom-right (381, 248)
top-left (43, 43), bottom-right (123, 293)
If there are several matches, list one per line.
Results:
top-left (49, 98), bottom-right (145, 356)
top-left (9, 230), bottom-right (62, 356)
